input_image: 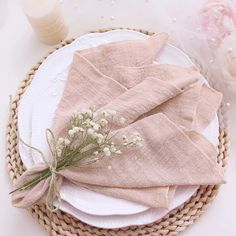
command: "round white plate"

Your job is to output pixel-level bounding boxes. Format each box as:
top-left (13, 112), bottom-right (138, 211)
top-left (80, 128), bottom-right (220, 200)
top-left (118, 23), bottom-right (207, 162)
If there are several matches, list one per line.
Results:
top-left (18, 29), bottom-right (219, 228)
top-left (59, 185), bottom-right (198, 229)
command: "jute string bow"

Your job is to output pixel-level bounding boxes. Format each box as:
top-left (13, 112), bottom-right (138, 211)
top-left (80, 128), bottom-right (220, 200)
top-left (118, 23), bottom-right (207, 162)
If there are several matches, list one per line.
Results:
top-left (17, 129), bottom-right (61, 212)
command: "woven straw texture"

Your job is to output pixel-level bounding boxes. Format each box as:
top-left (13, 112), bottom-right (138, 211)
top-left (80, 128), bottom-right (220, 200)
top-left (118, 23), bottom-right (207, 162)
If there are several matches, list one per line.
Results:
top-left (6, 28), bottom-right (229, 236)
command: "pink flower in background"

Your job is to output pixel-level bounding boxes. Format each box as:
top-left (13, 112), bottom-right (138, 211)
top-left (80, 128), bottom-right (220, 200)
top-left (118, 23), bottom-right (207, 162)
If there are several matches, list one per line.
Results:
top-left (200, 0), bottom-right (236, 46)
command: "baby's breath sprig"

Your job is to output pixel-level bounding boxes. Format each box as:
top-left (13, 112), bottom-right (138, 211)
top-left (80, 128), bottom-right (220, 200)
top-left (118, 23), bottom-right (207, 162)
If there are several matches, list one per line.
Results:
top-left (10, 108), bottom-right (143, 211)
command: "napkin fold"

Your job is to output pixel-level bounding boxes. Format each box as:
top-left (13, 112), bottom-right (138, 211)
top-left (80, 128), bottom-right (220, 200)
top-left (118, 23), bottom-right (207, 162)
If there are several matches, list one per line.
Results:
top-left (79, 32), bottom-right (168, 80)
top-left (13, 33), bottom-right (225, 210)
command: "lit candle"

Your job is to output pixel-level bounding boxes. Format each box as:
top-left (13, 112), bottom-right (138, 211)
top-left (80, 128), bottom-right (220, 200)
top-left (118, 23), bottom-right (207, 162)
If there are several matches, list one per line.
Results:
top-left (21, 0), bottom-right (68, 45)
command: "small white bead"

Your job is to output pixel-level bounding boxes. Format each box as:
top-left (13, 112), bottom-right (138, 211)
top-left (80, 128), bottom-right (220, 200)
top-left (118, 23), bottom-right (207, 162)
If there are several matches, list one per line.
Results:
top-left (172, 18), bottom-right (177, 23)
top-left (110, 16), bottom-right (115, 21)
top-left (59, 0), bottom-right (63, 3)
top-left (210, 38), bottom-right (216, 43)
top-left (226, 102), bottom-right (231, 107)
top-left (209, 59), bottom-right (214, 64)
top-left (108, 165), bottom-right (112, 170)
top-left (228, 47), bottom-right (233, 53)
top-left (218, 6), bottom-right (224, 11)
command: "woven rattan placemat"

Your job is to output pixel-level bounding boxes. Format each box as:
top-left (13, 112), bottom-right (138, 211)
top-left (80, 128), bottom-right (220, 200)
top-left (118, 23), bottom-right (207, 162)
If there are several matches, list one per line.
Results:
top-left (6, 28), bottom-right (229, 236)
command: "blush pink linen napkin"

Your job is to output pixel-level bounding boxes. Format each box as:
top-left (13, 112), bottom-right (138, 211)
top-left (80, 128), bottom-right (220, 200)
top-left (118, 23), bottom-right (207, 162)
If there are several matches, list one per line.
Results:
top-left (13, 33), bottom-right (225, 210)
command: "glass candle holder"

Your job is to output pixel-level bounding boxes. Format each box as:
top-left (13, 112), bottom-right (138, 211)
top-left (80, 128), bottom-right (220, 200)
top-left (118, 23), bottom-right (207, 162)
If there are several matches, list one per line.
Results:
top-left (21, 0), bottom-right (68, 45)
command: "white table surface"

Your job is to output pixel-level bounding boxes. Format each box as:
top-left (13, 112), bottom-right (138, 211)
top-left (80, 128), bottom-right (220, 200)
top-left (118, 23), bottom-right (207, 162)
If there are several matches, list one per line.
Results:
top-left (0, 0), bottom-right (236, 235)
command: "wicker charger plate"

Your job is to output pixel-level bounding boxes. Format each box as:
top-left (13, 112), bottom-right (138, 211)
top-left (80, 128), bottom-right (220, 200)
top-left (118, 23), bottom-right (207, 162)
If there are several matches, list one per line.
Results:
top-left (6, 28), bottom-right (229, 236)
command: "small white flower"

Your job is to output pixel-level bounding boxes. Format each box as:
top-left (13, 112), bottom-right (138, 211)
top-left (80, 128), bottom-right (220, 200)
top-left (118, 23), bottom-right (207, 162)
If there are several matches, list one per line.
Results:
top-left (100, 118), bottom-right (108, 127)
top-left (121, 132), bottom-right (143, 147)
top-left (122, 135), bottom-right (128, 141)
top-left (115, 150), bottom-right (122, 154)
top-left (103, 147), bottom-right (111, 156)
top-left (78, 127), bottom-right (85, 132)
top-left (97, 133), bottom-right (104, 138)
top-left (102, 110), bottom-right (109, 117)
top-left (73, 111), bottom-right (84, 120)
top-left (87, 128), bottom-right (94, 135)
top-left (78, 114), bottom-right (83, 120)
top-left (64, 138), bottom-right (71, 146)
top-left (69, 126), bottom-right (84, 137)
top-left (91, 132), bottom-right (98, 140)
top-left (82, 108), bottom-right (93, 117)
top-left (96, 133), bottom-right (104, 144)
top-left (102, 109), bottom-right (116, 118)
top-left (119, 117), bottom-right (126, 124)
top-left (73, 127), bottom-right (80, 132)
top-left (89, 120), bottom-right (100, 130)
top-left (89, 121), bottom-right (96, 126)
top-left (93, 124), bottom-right (100, 131)
top-left (68, 129), bottom-right (75, 137)
top-left (84, 118), bottom-right (92, 128)
top-left (110, 146), bottom-right (117, 153)
top-left (93, 151), bottom-right (99, 156)
top-left (58, 137), bottom-right (64, 145)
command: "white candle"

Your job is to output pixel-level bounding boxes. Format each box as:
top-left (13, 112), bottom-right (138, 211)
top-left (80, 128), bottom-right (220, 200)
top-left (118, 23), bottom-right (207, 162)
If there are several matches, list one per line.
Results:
top-left (21, 0), bottom-right (68, 45)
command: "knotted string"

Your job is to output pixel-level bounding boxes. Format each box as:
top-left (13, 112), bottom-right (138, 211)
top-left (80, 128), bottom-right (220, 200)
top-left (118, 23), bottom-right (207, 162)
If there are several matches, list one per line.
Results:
top-left (18, 129), bottom-right (61, 212)
top-left (45, 128), bottom-right (61, 213)
top-left (18, 129), bottom-right (61, 235)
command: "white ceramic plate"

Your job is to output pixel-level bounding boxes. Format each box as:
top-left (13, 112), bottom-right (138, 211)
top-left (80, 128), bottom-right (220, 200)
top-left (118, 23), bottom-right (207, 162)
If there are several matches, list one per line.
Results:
top-left (59, 185), bottom-right (198, 229)
top-left (18, 30), bottom-right (219, 228)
